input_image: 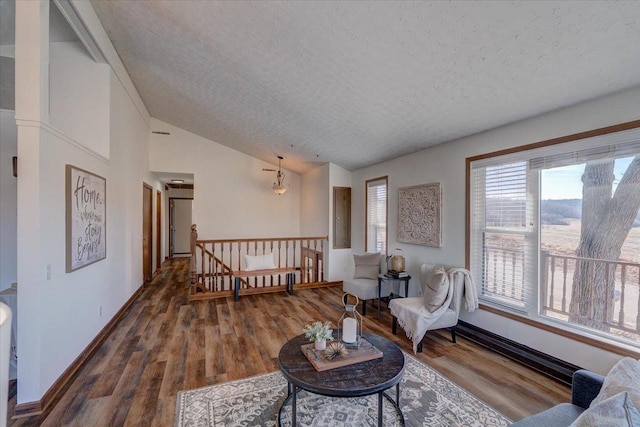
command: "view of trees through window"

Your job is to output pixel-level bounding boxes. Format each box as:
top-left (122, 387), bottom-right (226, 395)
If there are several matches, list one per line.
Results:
top-left (540, 156), bottom-right (640, 342)
top-left (471, 131), bottom-right (640, 348)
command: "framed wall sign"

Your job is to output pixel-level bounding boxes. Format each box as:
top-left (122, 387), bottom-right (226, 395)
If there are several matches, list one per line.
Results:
top-left (397, 183), bottom-right (442, 247)
top-left (66, 165), bottom-right (107, 272)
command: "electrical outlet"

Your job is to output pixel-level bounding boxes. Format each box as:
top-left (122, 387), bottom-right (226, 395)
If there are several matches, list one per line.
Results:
top-left (46, 265), bottom-right (51, 280)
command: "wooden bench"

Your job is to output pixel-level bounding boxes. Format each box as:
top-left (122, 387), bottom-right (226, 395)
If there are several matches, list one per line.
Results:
top-left (232, 268), bottom-right (296, 301)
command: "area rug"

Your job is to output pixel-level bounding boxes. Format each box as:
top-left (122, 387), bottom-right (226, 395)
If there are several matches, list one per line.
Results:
top-left (174, 353), bottom-right (511, 426)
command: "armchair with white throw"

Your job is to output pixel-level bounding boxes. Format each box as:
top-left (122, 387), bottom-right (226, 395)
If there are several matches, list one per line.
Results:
top-left (389, 263), bottom-right (478, 353)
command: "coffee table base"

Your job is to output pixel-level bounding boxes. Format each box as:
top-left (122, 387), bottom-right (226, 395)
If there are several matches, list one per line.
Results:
top-left (277, 383), bottom-right (405, 427)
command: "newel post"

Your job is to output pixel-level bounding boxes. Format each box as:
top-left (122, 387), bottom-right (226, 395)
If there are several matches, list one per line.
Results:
top-left (190, 224), bottom-right (198, 286)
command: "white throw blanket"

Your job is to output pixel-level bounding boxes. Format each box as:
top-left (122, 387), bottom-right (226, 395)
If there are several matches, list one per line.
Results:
top-left (389, 268), bottom-right (479, 353)
top-left (448, 267), bottom-right (479, 312)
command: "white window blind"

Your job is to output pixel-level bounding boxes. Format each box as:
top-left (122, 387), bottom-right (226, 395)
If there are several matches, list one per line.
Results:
top-left (530, 140), bottom-right (640, 170)
top-left (470, 161), bottom-right (536, 311)
top-left (366, 178), bottom-right (387, 254)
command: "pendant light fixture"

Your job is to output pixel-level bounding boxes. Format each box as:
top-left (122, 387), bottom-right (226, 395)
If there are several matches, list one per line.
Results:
top-left (272, 156), bottom-right (289, 195)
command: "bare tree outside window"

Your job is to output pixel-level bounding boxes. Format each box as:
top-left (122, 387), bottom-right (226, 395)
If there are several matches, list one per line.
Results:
top-left (569, 156), bottom-right (640, 331)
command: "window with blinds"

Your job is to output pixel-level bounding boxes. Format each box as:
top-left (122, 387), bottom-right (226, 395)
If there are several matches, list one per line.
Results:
top-left (467, 125), bottom-right (640, 349)
top-left (366, 177), bottom-right (387, 254)
top-left (470, 162), bottom-right (536, 311)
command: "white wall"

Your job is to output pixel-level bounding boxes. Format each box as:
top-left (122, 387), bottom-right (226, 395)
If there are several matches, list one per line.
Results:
top-left (0, 110), bottom-right (17, 291)
top-left (351, 87), bottom-right (640, 374)
top-left (149, 119), bottom-right (301, 240)
top-left (328, 163), bottom-right (352, 281)
top-left (18, 74), bottom-right (157, 403)
top-left (300, 164), bottom-right (329, 237)
top-left (300, 163), bottom-right (355, 282)
top-left (15, 1), bottom-right (158, 403)
top-left (300, 164), bottom-right (330, 276)
top-left (49, 42), bottom-right (110, 159)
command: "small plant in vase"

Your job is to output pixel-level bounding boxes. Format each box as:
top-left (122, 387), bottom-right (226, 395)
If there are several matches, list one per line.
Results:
top-left (303, 320), bottom-right (334, 351)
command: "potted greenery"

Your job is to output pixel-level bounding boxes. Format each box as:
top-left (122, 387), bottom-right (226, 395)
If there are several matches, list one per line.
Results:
top-left (303, 320), bottom-right (334, 350)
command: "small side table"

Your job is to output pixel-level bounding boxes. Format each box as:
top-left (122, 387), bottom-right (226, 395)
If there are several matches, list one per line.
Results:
top-left (377, 274), bottom-right (411, 317)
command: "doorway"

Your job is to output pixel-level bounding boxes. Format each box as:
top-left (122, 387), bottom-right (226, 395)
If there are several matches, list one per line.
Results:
top-left (169, 198), bottom-right (193, 257)
top-left (156, 190), bottom-right (162, 270)
top-left (142, 183), bottom-right (153, 283)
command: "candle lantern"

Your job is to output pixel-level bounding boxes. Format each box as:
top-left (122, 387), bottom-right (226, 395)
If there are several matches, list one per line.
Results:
top-left (339, 292), bottom-right (362, 348)
top-left (390, 248), bottom-right (405, 272)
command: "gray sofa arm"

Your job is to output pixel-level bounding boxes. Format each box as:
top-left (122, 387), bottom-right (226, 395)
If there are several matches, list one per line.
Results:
top-left (572, 369), bottom-right (605, 409)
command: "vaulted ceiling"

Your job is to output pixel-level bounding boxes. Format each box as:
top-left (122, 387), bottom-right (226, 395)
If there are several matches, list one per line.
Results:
top-left (13, 1), bottom-right (640, 173)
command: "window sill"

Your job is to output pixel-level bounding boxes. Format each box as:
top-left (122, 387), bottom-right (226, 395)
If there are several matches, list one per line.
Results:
top-left (479, 303), bottom-right (640, 359)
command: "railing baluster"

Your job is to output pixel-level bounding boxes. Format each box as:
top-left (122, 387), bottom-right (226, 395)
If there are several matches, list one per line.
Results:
top-left (200, 243), bottom-right (204, 290)
top-left (210, 245), bottom-right (215, 291)
top-left (278, 240), bottom-right (282, 286)
top-left (320, 240), bottom-right (324, 282)
top-left (212, 243), bottom-right (216, 291)
top-left (501, 250), bottom-right (506, 296)
top-left (207, 252), bottom-right (213, 292)
top-left (510, 252), bottom-right (516, 299)
top-left (223, 242), bottom-right (227, 291)
top-left (587, 263), bottom-right (596, 319)
top-left (521, 251), bottom-right (525, 302)
top-left (603, 262), bottom-right (610, 325)
top-left (561, 257), bottom-right (568, 313)
top-left (549, 256), bottom-right (555, 309)
top-left (492, 251), bottom-right (497, 294)
top-left (226, 242), bottom-right (230, 290)
top-left (270, 241), bottom-right (274, 287)
top-left (619, 265), bottom-right (626, 328)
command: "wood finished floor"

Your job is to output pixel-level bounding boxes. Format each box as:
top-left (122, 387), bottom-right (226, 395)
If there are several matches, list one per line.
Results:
top-left (8, 258), bottom-right (570, 426)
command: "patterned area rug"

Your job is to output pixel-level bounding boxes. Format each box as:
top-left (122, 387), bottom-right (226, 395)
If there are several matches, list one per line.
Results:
top-left (174, 353), bottom-right (511, 426)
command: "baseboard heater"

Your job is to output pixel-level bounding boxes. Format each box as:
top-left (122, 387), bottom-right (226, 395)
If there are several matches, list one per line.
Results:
top-left (456, 321), bottom-right (581, 386)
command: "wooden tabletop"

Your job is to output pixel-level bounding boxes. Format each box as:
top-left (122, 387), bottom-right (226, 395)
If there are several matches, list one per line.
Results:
top-left (278, 331), bottom-right (405, 398)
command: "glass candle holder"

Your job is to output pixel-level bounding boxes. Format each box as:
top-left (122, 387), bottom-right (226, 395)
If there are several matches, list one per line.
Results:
top-left (339, 292), bottom-right (362, 348)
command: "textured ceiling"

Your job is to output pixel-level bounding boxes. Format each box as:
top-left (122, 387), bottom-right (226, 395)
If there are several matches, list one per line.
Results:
top-left (94, 2), bottom-right (640, 172)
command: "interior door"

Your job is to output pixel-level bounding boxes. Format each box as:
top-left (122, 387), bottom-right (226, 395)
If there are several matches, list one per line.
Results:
top-left (142, 184), bottom-right (153, 282)
top-left (156, 190), bottom-right (162, 270)
top-left (170, 198), bottom-right (193, 256)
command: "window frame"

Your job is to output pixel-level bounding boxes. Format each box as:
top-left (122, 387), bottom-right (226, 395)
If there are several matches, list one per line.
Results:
top-left (465, 120), bottom-right (640, 358)
top-left (365, 176), bottom-right (388, 255)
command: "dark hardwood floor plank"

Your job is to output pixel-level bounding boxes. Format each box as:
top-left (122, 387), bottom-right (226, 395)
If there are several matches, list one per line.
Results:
top-left (125, 360), bottom-right (167, 427)
top-left (7, 258), bottom-right (571, 426)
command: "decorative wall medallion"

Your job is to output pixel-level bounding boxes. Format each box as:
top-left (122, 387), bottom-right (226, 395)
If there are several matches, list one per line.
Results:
top-left (397, 183), bottom-right (441, 247)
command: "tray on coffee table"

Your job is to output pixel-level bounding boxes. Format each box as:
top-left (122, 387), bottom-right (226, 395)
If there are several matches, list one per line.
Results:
top-left (301, 338), bottom-right (383, 371)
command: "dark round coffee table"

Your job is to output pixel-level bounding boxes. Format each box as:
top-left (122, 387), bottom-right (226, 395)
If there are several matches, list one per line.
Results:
top-left (277, 331), bottom-right (405, 426)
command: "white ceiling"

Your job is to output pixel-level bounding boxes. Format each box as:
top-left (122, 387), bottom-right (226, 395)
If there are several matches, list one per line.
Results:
top-left (18, 2), bottom-right (640, 173)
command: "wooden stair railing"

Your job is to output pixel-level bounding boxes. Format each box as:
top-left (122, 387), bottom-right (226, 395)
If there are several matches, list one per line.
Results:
top-left (196, 243), bottom-right (250, 291)
top-left (189, 225), bottom-right (335, 300)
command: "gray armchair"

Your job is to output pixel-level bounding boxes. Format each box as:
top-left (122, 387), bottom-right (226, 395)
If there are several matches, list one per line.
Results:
top-left (342, 253), bottom-right (390, 316)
